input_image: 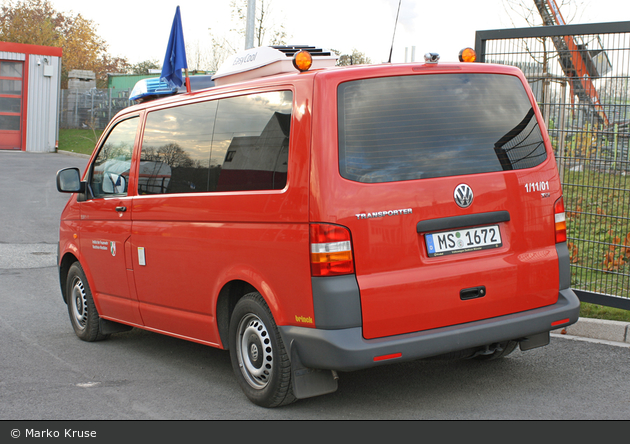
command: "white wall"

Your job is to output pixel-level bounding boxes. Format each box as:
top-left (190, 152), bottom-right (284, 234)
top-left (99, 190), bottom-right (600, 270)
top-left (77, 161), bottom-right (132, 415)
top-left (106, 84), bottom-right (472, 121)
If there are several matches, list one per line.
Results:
top-left (26, 54), bottom-right (62, 152)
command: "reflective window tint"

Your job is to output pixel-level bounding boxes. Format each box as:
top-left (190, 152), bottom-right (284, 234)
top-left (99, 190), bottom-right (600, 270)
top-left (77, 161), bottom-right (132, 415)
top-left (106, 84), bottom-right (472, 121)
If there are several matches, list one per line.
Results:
top-left (90, 117), bottom-right (138, 198)
top-left (212, 92), bottom-right (292, 192)
top-left (338, 74), bottom-right (547, 183)
top-left (140, 91), bottom-right (292, 194)
top-left (140, 101), bottom-right (216, 194)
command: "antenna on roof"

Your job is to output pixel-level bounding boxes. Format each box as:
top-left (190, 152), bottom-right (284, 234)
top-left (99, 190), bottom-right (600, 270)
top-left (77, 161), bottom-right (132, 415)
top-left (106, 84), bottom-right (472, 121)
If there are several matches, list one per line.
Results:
top-left (387, 0), bottom-right (402, 63)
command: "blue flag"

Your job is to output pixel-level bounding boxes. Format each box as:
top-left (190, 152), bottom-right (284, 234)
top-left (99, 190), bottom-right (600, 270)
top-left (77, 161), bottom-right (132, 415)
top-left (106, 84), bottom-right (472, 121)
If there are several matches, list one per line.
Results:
top-left (160, 6), bottom-right (188, 89)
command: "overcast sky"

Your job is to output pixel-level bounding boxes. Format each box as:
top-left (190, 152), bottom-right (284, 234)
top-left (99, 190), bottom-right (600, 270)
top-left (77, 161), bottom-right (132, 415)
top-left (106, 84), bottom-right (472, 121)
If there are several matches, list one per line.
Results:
top-left (42, 0), bottom-right (630, 66)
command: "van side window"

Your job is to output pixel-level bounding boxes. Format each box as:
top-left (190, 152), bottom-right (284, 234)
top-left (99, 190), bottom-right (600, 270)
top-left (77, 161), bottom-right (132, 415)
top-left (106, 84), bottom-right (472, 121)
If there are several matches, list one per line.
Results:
top-left (89, 117), bottom-right (138, 198)
top-left (139, 101), bottom-right (217, 194)
top-left (139, 91), bottom-right (292, 194)
top-left (212, 92), bottom-right (292, 192)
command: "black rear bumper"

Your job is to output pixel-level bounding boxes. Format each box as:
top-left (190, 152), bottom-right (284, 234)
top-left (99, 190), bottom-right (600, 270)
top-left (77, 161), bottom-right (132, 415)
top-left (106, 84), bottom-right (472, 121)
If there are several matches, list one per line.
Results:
top-left (279, 288), bottom-right (580, 372)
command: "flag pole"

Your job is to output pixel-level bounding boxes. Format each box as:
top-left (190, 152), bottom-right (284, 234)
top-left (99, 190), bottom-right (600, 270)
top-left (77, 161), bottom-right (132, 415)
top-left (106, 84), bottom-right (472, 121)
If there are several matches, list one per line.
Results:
top-left (185, 68), bottom-right (191, 93)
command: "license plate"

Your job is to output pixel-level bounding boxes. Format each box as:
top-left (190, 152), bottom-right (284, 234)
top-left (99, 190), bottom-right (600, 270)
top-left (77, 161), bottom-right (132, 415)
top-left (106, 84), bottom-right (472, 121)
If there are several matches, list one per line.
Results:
top-left (425, 225), bottom-right (502, 257)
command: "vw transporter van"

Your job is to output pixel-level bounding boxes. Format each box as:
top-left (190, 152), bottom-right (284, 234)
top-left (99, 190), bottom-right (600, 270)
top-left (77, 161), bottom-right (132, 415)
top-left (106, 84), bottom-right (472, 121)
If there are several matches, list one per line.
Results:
top-left (56, 45), bottom-right (579, 407)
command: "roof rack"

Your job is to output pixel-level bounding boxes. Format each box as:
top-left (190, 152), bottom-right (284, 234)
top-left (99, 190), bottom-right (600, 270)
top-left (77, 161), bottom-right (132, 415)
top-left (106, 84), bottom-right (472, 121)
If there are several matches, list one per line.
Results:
top-left (270, 45), bottom-right (334, 57)
top-left (212, 45), bottom-right (338, 86)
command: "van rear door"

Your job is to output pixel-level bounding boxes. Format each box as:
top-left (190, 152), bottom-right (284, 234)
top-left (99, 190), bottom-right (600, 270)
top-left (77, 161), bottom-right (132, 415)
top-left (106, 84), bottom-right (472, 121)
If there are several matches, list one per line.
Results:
top-left (315, 68), bottom-right (563, 340)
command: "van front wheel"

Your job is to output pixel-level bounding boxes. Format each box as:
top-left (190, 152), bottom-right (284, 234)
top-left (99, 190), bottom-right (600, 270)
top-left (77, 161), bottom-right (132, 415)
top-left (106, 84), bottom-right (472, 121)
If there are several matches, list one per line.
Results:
top-left (228, 292), bottom-right (296, 407)
top-left (65, 262), bottom-right (109, 342)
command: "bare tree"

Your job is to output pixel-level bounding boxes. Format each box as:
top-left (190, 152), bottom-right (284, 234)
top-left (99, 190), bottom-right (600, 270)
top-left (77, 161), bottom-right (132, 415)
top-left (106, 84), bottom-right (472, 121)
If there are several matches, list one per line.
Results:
top-left (229, 0), bottom-right (287, 47)
top-left (502, 0), bottom-right (586, 28)
top-left (502, 0), bottom-right (586, 75)
top-left (207, 1), bottom-right (289, 73)
top-left (208, 33), bottom-right (238, 73)
top-left (186, 39), bottom-right (212, 73)
top-left (500, 0), bottom-right (587, 109)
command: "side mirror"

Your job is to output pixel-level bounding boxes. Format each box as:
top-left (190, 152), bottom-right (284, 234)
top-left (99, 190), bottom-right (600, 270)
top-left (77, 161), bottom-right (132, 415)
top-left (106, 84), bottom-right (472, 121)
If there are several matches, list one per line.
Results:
top-left (56, 168), bottom-right (85, 193)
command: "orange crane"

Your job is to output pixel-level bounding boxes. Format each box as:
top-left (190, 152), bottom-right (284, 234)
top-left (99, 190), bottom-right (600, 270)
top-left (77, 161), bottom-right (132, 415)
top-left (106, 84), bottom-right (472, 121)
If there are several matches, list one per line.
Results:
top-left (534, 0), bottom-right (609, 126)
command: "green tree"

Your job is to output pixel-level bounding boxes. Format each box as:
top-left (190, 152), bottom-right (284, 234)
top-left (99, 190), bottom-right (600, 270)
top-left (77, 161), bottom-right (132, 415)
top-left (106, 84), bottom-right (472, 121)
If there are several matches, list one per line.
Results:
top-left (0, 0), bottom-right (128, 87)
top-left (130, 59), bottom-right (161, 75)
top-left (334, 48), bottom-right (372, 66)
top-left (0, 0), bottom-right (61, 46)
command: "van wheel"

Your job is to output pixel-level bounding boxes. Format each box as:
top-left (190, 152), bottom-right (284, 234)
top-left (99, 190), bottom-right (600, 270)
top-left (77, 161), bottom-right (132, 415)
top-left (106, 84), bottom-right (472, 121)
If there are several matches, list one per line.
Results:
top-left (229, 292), bottom-right (296, 407)
top-left (474, 340), bottom-right (518, 361)
top-left (66, 262), bottom-right (109, 342)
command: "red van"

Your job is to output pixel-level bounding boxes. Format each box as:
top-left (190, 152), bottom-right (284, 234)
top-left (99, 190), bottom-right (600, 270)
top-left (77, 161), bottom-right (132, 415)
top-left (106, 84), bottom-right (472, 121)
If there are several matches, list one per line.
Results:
top-left (56, 45), bottom-right (579, 407)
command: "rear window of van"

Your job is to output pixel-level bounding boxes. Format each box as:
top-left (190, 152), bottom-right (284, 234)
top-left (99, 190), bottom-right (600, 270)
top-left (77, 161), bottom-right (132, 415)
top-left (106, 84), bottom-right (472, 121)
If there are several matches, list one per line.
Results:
top-left (338, 74), bottom-right (547, 183)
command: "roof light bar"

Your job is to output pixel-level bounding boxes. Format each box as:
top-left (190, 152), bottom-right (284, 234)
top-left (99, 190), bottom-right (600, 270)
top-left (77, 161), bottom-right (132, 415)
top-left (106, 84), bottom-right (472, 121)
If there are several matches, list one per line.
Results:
top-left (129, 78), bottom-right (177, 102)
top-left (129, 75), bottom-right (215, 102)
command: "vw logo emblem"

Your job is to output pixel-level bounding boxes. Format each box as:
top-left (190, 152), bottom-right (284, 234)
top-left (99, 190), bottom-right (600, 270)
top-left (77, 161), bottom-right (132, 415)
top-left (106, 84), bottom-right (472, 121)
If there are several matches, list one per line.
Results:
top-left (250, 343), bottom-right (259, 361)
top-left (454, 184), bottom-right (474, 208)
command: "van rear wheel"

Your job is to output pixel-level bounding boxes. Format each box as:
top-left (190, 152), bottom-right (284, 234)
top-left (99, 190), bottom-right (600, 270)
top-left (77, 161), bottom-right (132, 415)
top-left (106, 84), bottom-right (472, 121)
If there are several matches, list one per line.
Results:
top-left (228, 292), bottom-right (296, 407)
top-left (66, 262), bottom-right (109, 342)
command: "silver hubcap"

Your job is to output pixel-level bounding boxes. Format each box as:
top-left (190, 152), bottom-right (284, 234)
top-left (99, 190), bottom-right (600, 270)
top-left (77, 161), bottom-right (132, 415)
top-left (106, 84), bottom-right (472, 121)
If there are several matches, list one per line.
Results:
top-left (70, 277), bottom-right (88, 331)
top-left (236, 314), bottom-right (273, 389)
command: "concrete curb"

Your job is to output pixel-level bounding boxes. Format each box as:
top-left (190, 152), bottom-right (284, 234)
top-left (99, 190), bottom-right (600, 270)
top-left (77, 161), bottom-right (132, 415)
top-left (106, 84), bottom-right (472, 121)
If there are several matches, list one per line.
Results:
top-left (55, 150), bottom-right (91, 158)
top-left (553, 317), bottom-right (630, 344)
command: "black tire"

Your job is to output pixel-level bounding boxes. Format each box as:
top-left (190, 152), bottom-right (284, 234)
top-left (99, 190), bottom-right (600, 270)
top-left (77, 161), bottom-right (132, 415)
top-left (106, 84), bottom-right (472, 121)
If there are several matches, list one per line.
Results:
top-left (65, 262), bottom-right (109, 342)
top-left (228, 292), bottom-right (296, 407)
top-left (473, 340), bottom-right (518, 361)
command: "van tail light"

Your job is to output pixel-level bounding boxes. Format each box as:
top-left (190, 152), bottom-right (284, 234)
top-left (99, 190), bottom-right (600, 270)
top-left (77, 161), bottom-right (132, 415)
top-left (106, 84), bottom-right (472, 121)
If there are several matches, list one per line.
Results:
top-left (554, 197), bottom-right (567, 243)
top-left (310, 224), bottom-right (355, 277)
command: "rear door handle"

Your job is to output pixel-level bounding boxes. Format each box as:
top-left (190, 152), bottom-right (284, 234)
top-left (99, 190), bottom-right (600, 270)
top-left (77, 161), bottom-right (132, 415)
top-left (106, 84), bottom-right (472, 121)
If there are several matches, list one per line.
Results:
top-left (115, 206), bottom-right (127, 213)
top-left (460, 286), bottom-right (486, 300)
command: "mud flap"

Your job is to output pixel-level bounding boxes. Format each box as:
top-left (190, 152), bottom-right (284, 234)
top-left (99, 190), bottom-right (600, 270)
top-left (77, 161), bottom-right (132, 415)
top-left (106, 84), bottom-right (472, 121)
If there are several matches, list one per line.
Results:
top-left (519, 331), bottom-right (550, 351)
top-left (290, 340), bottom-right (338, 399)
top-left (99, 318), bottom-right (133, 335)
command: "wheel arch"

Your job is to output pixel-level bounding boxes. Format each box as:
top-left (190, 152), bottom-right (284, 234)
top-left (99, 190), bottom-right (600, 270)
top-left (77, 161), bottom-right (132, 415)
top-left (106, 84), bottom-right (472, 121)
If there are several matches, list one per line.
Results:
top-left (59, 251), bottom-right (79, 304)
top-left (215, 280), bottom-right (258, 350)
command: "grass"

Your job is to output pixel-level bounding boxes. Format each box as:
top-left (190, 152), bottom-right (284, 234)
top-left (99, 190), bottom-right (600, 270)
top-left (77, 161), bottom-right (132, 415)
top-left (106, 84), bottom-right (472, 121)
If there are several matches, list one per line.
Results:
top-left (561, 167), bottom-right (630, 307)
top-left (580, 302), bottom-right (630, 322)
top-left (58, 128), bottom-right (102, 155)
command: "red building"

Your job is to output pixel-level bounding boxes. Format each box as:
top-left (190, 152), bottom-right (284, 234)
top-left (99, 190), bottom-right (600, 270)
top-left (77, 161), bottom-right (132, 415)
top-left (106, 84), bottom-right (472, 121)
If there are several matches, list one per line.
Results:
top-left (0, 41), bottom-right (62, 151)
